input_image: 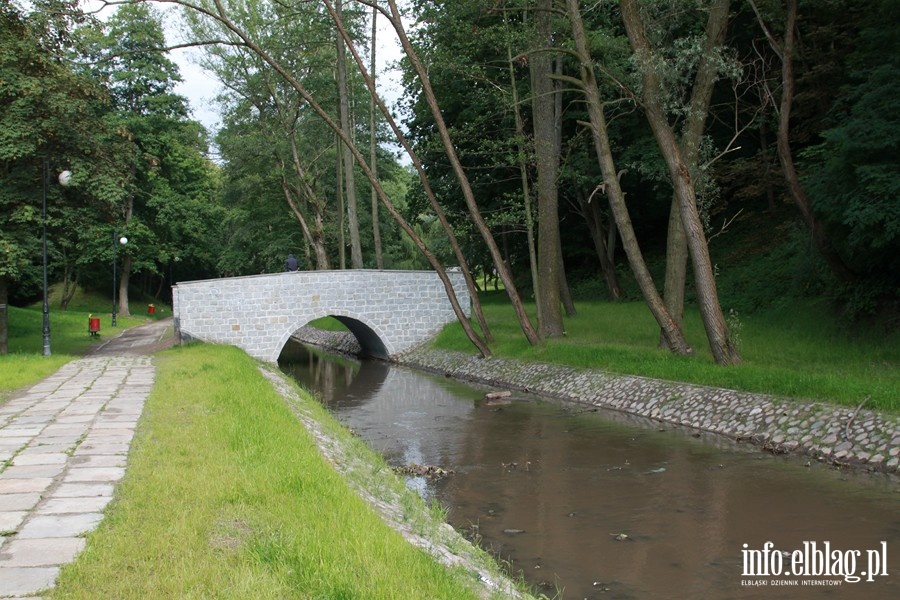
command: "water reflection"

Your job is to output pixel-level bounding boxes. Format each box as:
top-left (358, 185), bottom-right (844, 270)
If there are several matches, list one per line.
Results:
top-left (280, 342), bottom-right (900, 599)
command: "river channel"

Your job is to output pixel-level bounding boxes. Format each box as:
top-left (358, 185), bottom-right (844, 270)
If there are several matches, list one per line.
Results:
top-left (280, 343), bottom-right (899, 599)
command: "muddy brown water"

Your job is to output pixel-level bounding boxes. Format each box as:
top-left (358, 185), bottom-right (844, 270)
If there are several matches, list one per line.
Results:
top-left (280, 343), bottom-right (899, 599)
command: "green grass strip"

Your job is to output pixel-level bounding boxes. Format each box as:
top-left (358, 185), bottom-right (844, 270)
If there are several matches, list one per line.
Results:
top-left (50, 344), bottom-right (495, 600)
top-left (433, 296), bottom-right (899, 413)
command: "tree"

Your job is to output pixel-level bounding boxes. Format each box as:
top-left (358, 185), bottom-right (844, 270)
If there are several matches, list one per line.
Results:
top-left (531, 0), bottom-right (564, 337)
top-left (93, 2), bottom-right (184, 315)
top-left (620, 0), bottom-right (741, 365)
top-left (749, 0), bottom-right (858, 283)
top-left (563, 0), bottom-right (694, 356)
top-left (335, 0), bottom-right (363, 269)
top-left (368, 5), bottom-right (384, 269)
top-left (0, 0), bottom-right (122, 352)
top-left (87, 2), bottom-right (220, 310)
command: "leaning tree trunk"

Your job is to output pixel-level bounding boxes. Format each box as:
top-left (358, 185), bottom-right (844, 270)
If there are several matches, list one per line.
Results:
top-left (565, 0), bottom-right (693, 355)
top-left (620, 0), bottom-right (740, 366)
top-left (660, 0), bottom-right (730, 349)
top-left (285, 129), bottom-right (330, 269)
top-left (326, 0), bottom-right (493, 342)
top-left (382, 0), bottom-right (541, 346)
top-left (577, 187), bottom-right (622, 299)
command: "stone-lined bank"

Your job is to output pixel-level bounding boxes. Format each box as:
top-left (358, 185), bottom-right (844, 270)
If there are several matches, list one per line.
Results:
top-left (291, 327), bottom-right (900, 474)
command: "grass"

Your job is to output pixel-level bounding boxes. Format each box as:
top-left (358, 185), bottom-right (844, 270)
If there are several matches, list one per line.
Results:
top-left (49, 344), bottom-right (507, 599)
top-left (0, 287), bottom-right (151, 403)
top-left (434, 293), bottom-right (900, 412)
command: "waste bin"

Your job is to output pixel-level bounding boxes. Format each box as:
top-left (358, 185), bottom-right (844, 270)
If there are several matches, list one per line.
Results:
top-left (148, 304), bottom-right (156, 315)
top-left (88, 316), bottom-right (101, 336)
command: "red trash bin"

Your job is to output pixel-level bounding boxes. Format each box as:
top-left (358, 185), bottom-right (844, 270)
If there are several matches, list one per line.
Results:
top-left (148, 304), bottom-right (156, 315)
top-left (88, 317), bottom-right (101, 336)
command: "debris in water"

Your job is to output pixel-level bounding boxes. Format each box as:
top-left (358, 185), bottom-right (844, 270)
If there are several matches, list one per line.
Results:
top-left (393, 463), bottom-right (453, 478)
top-left (610, 533), bottom-right (632, 541)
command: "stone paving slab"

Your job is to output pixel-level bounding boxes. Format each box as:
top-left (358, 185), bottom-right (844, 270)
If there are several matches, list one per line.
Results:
top-left (0, 319), bottom-right (169, 598)
top-left (52, 483), bottom-right (115, 498)
top-left (0, 538), bottom-right (85, 567)
top-left (16, 513), bottom-right (104, 539)
top-left (0, 567), bottom-right (58, 597)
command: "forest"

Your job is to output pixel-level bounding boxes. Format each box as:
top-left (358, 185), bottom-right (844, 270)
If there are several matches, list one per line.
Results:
top-left (1, 0), bottom-right (897, 363)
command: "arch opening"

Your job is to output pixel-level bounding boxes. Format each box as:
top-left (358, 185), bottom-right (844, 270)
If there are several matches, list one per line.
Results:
top-left (332, 316), bottom-right (389, 359)
top-left (278, 315), bottom-right (391, 362)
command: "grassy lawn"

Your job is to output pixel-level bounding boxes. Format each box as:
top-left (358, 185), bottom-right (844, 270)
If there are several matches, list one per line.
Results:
top-left (0, 304), bottom-right (147, 402)
top-left (49, 344), bottom-right (508, 600)
top-left (432, 294), bottom-right (900, 413)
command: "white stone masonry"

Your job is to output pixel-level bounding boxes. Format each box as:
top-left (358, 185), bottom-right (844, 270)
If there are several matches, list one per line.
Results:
top-left (172, 269), bottom-right (470, 362)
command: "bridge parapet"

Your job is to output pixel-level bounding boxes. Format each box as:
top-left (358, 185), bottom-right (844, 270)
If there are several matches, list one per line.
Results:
top-left (172, 269), bottom-right (470, 362)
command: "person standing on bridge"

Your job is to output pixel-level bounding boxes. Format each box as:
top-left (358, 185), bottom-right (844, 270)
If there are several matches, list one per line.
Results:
top-left (285, 253), bottom-right (299, 272)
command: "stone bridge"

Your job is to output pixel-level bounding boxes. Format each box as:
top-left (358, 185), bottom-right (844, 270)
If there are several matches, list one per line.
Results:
top-left (172, 270), bottom-right (469, 362)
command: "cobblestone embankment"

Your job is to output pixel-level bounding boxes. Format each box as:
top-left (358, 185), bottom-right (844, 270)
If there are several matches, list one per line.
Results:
top-left (293, 327), bottom-right (900, 474)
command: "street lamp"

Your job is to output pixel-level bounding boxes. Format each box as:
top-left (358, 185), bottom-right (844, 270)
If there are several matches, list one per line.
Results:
top-left (112, 232), bottom-right (128, 327)
top-left (41, 160), bottom-right (71, 356)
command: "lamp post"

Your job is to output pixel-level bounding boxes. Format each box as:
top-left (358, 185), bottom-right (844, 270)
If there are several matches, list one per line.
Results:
top-left (41, 161), bottom-right (71, 356)
top-left (112, 232), bottom-right (128, 327)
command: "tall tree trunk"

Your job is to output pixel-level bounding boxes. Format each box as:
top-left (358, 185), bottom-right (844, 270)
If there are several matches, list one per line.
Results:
top-left (118, 189), bottom-right (134, 317)
top-left (369, 6), bottom-right (384, 269)
top-left (554, 54), bottom-right (576, 317)
top-left (326, 0), bottom-right (493, 342)
top-left (280, 171), bottom-right (330, 270)
top-left (759, 101), bottom-right (777, 212)
top-left (750, 0), bottom-right (857, 282)
top-left (660, 0), bottom-right (730, 349)
top-left (531, 0), bottom-right (564, 338)
top-left (381, 0), bottom-right (541, 346)
top-left (620, 0), bottom-right (740, 366)
top-left (506, 19), bottom-right (540, 310)
top-left (577, 187), bottom-right (622, 299)
top-left (336, 0), bottom-right (363, 269)
top-left (0, 276), bottom-right (8, 355)
top-left (59, 258), bottom-right (77, 310)
top-left (336, 134), bottom-right (346, 269)
top-left (286, 132), bottom-right (331, 269)
top-left (565, 0), bottom-right (693, 355)
top-left (118, 255), bottom-right (131, 316)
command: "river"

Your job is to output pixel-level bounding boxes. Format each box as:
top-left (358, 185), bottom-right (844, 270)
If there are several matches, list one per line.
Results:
top-left (280, 342), bottom-right (899, 599)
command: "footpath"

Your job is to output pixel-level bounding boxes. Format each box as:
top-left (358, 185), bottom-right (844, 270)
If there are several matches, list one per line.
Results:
top-left (0, 319), bottom-right (173, 599)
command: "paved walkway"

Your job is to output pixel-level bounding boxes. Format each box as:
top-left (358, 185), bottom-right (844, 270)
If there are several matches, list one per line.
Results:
top-left (0, 319), bottom-right (173, 599)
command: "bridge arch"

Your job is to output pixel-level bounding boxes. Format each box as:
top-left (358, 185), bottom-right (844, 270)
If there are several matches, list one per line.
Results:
top-left (276, 310), bottom-right (391, 360)
top-left (173, 270), bottom-right (469, 363)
